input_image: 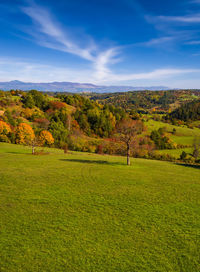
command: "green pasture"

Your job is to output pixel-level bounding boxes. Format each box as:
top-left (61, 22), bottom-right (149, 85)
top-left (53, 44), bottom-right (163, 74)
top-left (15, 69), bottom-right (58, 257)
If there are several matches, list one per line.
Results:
top-left (146, 119), bottom-right (200, 137)
top-left (156, 148), bottom-right (193, 159)
top-left (0, 143), bottom-right (200, 271)
top-left (145, 119), bottom-right (200, 146)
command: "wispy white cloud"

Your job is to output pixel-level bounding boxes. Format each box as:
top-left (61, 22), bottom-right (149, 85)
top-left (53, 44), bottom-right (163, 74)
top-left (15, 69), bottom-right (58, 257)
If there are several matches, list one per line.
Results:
top-left (0, 58), bottom-right (92, 83)
top-left (145, 13), bottom-right (200, 26)
top-left (21, 1), bottom-right (120, 82)
top-left (12, 1), bottom-right (200, 86)
top-left (104, 68), bottom-right (200, 83)
top-left (190, 0), bottom-right (200, 4)
top-left (186, 40), bottom-right (200, 44)
top-left (93, 48), bottom-right (121, 81)
top-left (156, 14), bottom-right (200, 23)
top-left (140, 36), bottom-right (175, 47)
top-left (0, 57), bottom-right (199, 86)
top-left (145, 9), bottom-right (200, 49)
top-left (21, 3), bottom-right (95, 61)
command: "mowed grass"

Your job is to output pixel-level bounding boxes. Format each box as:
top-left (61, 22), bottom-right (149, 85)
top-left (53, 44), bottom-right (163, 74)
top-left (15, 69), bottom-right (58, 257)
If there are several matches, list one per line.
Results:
top-left (156, 148), bottom-right (193, 159)
top-left (146, 119), bottom-right (200, 139)
top-left (0, 143), bottom-right (200, 272)
top-left (145, 119), bottom-right (200, 158)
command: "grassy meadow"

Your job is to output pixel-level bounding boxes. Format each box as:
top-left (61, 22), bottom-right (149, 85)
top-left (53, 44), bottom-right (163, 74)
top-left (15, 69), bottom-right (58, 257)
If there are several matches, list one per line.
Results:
top-left (145, 119), bottom-right (200, 158)
top-left (146, 119), bottom-right (200, 140)
top-left (0, 143), bottom-right (200, 271)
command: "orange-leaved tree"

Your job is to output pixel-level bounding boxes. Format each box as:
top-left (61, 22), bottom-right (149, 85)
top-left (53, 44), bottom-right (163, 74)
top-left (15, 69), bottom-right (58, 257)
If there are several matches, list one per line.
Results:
top-left (0, 120), bottom-right (11, 134)
top-left (39, 130), bottom-right (54, 146)
top-left (0, 120), bottom-right (11, 142)
top-left (116, 118), bottom-right (145, 165)
top-left (15, 123), bottom-right (35, 145)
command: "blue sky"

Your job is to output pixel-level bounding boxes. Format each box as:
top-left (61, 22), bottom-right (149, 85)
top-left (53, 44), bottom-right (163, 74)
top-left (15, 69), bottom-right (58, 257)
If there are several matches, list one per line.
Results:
top-left (1, 0), bottom-right (200, 87)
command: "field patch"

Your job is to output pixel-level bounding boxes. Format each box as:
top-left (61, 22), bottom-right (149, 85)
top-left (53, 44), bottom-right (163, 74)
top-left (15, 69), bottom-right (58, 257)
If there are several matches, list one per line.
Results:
top-left (0, 143), bottom-right (200, 271)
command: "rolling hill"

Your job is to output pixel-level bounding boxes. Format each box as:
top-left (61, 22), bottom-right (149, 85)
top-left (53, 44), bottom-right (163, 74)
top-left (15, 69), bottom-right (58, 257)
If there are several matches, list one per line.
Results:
top-left (0, 80), bottom-right (169, 93)
top-left (0, 142), bottom-right (199, 271)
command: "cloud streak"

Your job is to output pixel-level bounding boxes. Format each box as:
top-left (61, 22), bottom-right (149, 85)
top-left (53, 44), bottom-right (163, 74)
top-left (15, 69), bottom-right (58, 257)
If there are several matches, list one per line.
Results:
top-left (140, 36), bottom-right (175, 47)
top-left (190, 0), bottom-right (200, 4)
top-left (22, 3), bottom-right (95, 61)
top-left (0, 58), bottom-right (89, 82)
top-left (186, 40), bottom-right (200, 44)
top-left (21, 1), bottom-right (120, 82)
top-left (0, 57), bottom-right (199, 86)
top-left (156, 14), bottom-right (200, 23)
top-left (17, 1), bottom-right (200, 86)
top-left (103, 68), bottom-right (200, 82)
top-left (145, 4), bottom-right (200, 51)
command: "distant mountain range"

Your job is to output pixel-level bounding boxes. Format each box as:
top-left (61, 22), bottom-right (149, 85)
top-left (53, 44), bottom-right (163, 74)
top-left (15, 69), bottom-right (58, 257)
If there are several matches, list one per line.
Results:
top-left (0, 80), bottom-right (170, 93)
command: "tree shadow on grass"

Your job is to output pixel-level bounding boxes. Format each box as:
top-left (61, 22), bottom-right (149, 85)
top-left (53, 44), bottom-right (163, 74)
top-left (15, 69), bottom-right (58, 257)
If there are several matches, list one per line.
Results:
top-left (175, 163), bottom-right (200, 169)
top-left (60, 158), bottom-right (124, 166)
top-left (7, 151), bottom-right (30, 154)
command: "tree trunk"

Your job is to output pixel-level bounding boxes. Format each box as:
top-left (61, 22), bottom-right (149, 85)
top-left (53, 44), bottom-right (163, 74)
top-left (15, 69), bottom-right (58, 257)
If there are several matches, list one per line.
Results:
top-left (67, 115), bottom-right (71, 131)
top-left (127, 144), bottom-right (130, 165)
top-left (32, 143), bottom-right (35, 155)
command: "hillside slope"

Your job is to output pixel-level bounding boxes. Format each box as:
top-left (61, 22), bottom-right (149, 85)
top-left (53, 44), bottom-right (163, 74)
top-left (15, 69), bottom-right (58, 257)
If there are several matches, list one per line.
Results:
top-left (0, 143), bottom-right (200, 272)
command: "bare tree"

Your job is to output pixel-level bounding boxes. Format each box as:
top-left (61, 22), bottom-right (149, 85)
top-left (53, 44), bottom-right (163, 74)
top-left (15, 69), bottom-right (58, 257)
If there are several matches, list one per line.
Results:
top-left (67, 114), bottom-right (72, 131)
top-left (193, 137), bottom-right (200, 161)
top-left (116, 118), bottom-right (145, 165)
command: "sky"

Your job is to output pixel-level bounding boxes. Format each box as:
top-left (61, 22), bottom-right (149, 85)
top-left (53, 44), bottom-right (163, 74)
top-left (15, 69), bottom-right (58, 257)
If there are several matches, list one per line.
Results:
top-left (1, 0), bottom-right (200, 87)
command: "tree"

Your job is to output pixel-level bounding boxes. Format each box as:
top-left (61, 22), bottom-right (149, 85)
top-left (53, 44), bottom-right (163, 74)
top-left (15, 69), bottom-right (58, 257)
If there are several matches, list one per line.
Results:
top-left (49, 120), bottom-right (69, 147)
top-left (33, 118), bottom-right (50, 129)
top-left (116, 118), bottom-right (145, 165)
top-left (39, 130), bottom-right (54, 146)
top-left (192, 138), bottom-right (200, 161)
top-left (180, 151), bottom-right (187, 161)
top-left (0, 121), bottom-right (11, 142)
top-left (150, 128), bottom-right (174, 150)
top-left (26, 90), bottom-right (48, 110)
top-left (23, 94), bottom-right (35, 108)
top-left (15, 123), bottom-right (35, 145)
top-left (0, 120), bottom-right (11, 135)
top-left (49, 101), bottom-right (67, 110)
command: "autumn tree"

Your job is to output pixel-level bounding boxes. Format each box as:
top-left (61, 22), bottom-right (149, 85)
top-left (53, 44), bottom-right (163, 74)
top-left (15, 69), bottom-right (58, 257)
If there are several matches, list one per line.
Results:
top-left (33, 118), bottom-right (50, 129)
top-left (49, 101), bottom-right (67, 110)
top-left (116, 118), bottom-right (145, 165)
top-left (15, 123), bottom-right (35, 144)
top-left (39, 130), bottom-right (54, 146)
top-left (0, 120), bottom-right (11, 142)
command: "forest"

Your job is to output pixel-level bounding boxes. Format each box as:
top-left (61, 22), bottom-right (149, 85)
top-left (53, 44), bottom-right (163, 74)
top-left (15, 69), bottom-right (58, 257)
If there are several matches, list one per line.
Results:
top-left (89, 89), bottom-right (200, 112)
top-left (0, 89), bottom-right (200, 164)
top-left (166, 99), bottom-right (200, 122)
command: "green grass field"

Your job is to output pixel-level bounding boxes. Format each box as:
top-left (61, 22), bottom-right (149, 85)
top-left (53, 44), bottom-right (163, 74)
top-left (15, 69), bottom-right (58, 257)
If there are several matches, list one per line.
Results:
top-left (155, 148), bottom-right (193, 159)
top-left (0, 143), bottom-right (200, 272)
top-left (146, 119), bottom-right (200, 139)
top-left (145, 119), bottom-right (200, 158)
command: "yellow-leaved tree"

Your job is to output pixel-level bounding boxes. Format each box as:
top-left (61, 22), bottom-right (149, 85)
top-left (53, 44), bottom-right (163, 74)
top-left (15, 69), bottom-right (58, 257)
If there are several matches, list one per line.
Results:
top-left (39, 130), bottom-right (54, 146)
top-left (0, 120), bottom-right (11, 142)
top-left (15, 123), bottom-right (35, 145)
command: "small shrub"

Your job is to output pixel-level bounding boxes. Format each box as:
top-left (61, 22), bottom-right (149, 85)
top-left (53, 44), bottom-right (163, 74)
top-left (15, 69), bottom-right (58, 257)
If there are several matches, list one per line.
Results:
top-left (180, 151), bottom-right (187, 161)
top-left (96, 144), bottom-right (104, 154)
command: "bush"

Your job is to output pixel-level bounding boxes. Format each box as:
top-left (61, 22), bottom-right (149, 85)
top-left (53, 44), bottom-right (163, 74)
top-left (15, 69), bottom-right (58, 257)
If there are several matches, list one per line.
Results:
top-left (96, 144), bottom-right (104, 154)
top-left (150, 128), bottom-right (175, 150)
top-left (180, 151), bottom-right (187, 161)
top-left (148, 152), bottom-right (176, 162)
top-left (0, 134), bottom-right (10, 143)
